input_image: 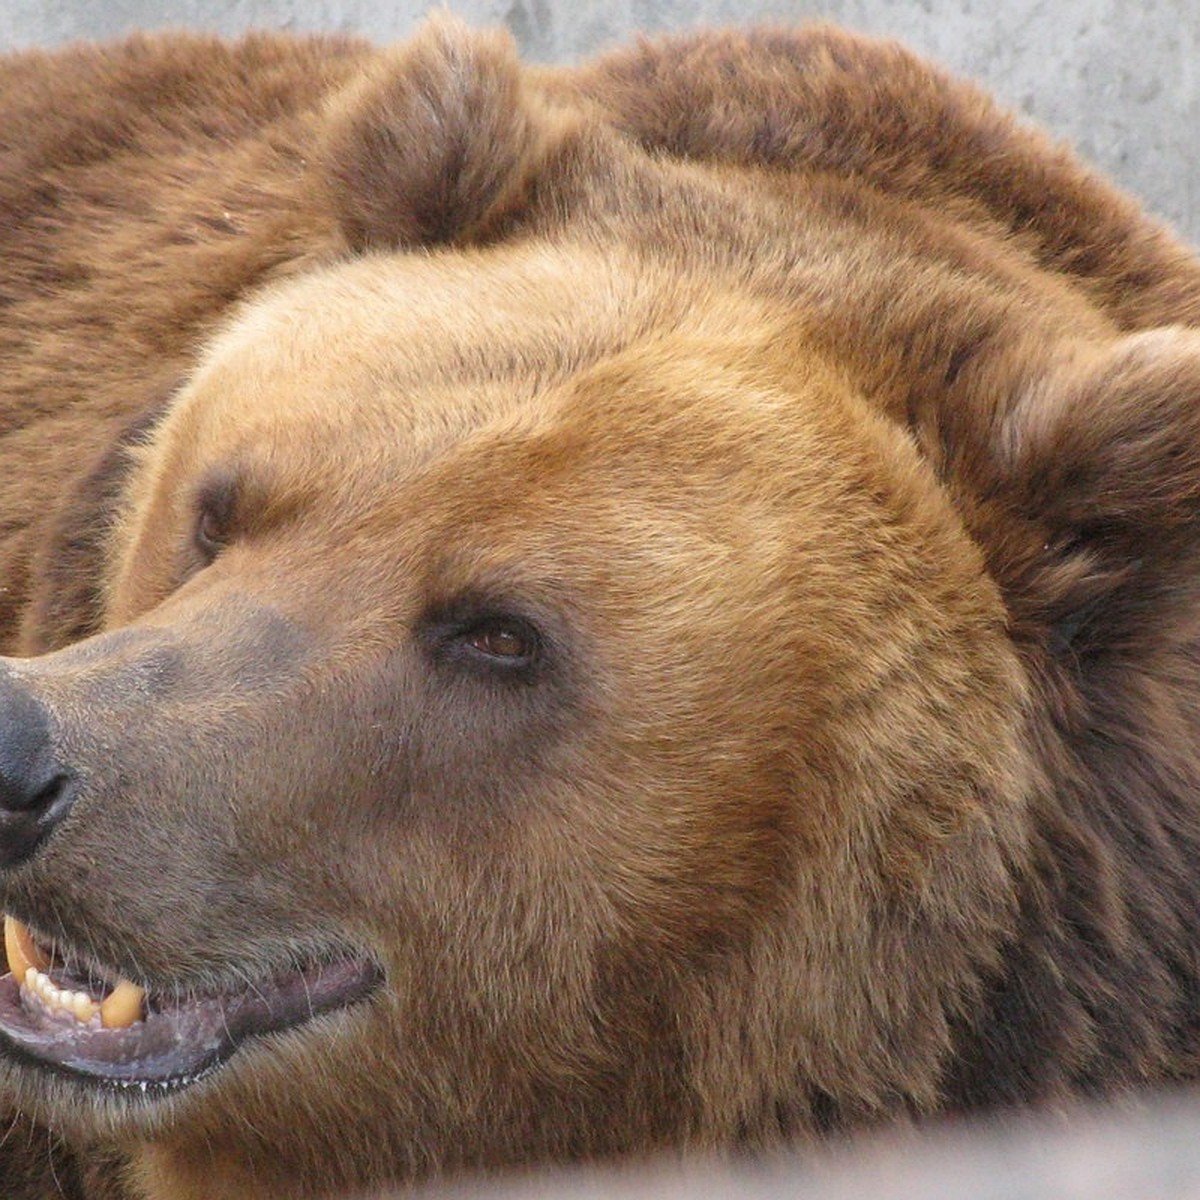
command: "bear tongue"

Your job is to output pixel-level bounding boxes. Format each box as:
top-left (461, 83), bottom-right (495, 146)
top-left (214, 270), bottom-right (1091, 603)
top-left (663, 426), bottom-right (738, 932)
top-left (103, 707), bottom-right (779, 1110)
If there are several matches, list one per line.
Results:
top-left (4, 914), bottom-right (146, 1028)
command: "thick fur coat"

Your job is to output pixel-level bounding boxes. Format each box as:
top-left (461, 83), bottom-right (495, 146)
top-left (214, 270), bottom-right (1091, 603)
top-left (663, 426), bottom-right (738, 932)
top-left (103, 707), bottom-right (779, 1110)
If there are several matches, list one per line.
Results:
top-left (2, 17), bottom-right (1200, 1200)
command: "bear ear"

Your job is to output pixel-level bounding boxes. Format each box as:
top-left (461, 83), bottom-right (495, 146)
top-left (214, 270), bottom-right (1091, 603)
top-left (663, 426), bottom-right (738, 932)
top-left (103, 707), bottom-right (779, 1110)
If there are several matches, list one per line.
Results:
top-left (316, 15), bottom-right (576, 251)
top-left (993, 328), bottom-right (1200, 657)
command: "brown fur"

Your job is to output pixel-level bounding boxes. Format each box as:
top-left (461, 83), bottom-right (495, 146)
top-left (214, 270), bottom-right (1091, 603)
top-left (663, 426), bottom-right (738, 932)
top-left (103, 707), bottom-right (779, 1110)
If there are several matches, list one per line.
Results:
top-left (1, 15), bottom-right (1200, 1199)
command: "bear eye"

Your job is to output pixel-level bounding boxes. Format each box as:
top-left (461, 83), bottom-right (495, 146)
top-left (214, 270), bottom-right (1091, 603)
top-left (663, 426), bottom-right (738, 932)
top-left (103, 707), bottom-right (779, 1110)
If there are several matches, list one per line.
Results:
top-left (423, 597), bottom-right (547, 680)
top-left (464, 623), bottom-right (534, 662)
top-left (193, 472), bottom-right (239, 566)
top-left (195, 506), bottom-right (227, 563)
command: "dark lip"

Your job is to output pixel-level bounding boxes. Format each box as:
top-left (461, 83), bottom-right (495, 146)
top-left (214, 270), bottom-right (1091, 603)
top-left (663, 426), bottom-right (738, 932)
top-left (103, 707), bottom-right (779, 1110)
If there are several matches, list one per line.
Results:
top-left (0, 954), bottom-right (382, 1093)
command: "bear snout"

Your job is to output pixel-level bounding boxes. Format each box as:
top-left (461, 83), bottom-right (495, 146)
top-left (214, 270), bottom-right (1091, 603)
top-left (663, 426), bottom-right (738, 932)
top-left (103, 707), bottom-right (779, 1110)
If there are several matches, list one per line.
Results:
top-left (0, 664), bottom-right (76, 870)
top-left (0, 609), bottom-right (303, 881)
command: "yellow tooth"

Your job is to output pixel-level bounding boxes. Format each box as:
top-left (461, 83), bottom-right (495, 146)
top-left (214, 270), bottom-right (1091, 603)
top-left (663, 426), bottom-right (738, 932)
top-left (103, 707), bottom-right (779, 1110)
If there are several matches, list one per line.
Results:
top-left (100, 979), bottom-right (145, 1029)
top-left (7, 914), bottom-right (143, 1028)
top-left (5, 916), bottom-right (50, 985)
top-left (71, 991), bottom-right (98, 1023)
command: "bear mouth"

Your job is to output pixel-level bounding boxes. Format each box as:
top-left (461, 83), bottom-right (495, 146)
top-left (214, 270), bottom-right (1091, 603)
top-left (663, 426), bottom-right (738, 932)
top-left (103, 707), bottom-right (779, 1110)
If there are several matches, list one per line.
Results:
top-left (0, 915), bottom-right (381, 1092)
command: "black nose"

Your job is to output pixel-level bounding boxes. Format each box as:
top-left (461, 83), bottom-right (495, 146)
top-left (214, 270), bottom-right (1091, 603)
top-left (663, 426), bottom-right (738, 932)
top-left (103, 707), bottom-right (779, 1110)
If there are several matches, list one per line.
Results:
top-left (0, 669), bottom-right (76, 869)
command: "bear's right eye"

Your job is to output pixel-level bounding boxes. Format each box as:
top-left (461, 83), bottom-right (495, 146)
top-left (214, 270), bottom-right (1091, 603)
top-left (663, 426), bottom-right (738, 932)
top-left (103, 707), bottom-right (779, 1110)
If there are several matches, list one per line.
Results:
top-left (195, 507), bottom-right (226, 563)
top-left (192, 472), bottom-right (239, 567)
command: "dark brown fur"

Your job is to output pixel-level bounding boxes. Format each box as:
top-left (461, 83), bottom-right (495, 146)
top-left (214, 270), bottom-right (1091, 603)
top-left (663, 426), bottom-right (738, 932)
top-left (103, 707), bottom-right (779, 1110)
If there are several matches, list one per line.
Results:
top-left (1, 16), bottom-right (1200, 1200)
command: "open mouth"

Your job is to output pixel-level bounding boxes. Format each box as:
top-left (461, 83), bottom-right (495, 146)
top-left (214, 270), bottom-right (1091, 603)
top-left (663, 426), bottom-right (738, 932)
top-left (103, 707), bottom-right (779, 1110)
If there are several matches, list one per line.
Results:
top-left (0, 915), bottom-right (380, 1092)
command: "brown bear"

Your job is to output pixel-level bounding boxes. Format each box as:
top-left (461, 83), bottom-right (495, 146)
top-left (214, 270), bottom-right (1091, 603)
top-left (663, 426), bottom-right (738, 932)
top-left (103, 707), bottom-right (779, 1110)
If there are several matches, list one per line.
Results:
top-left (2, 14), bottom-right (1200, 1200)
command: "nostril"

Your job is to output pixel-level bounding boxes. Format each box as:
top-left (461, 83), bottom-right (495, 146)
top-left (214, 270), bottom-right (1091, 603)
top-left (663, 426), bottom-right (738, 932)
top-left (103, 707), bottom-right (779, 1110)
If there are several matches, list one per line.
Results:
top-left (28, 772), bottom-right (73, 818)
top-left (0, 755), bottom-right (66, 817)
top-left (0, 672), bottom-right (76, 867)
top-left (0, 765), bottom-right (77, 871)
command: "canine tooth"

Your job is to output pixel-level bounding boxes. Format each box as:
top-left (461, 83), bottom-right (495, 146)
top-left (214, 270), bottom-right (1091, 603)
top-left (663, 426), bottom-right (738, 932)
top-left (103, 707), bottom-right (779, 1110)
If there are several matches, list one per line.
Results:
top-left (100, 979), bottom-right (146, 1029)
top-left (7, 916), bottom-right (142, 1027)
top-left (4, 916), bottom-right (50, 984)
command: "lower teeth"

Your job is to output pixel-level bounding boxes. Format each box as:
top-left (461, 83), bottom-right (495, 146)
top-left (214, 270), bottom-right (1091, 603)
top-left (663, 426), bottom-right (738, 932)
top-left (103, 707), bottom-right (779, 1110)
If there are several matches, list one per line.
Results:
top-left (22, 968), bottom-right (100, 1024)
top-left (5, 915), bottom-right (146, 1028)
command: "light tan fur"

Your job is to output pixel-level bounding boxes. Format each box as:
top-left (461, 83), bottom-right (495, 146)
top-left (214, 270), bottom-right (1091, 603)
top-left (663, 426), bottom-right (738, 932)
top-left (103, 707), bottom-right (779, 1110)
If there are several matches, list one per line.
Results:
top-left (2, 16), bottom-right (1200, 1200)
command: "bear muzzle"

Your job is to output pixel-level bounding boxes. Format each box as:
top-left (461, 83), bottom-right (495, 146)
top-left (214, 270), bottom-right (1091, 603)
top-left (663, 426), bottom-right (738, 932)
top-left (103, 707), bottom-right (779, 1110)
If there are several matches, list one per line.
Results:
top-left (0, 626), bottom-right (384, 1094)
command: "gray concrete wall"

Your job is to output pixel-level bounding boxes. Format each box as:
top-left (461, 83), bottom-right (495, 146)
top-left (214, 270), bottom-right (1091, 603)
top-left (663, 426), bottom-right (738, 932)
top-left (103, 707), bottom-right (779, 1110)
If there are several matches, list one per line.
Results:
top-left (416, 1087), bottom-right (1200, 1200)
top-left (2, 1), bottom-right (1198, 244)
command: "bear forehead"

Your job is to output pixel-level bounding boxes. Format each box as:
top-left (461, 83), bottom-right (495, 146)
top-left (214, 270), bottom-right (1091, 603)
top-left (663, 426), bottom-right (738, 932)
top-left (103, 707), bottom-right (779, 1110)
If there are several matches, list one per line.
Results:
top-left (113, 235), bottom-right (986, 643)
top-left (158, 242), bottom-right (811, 491)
